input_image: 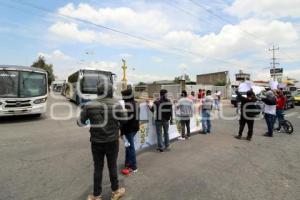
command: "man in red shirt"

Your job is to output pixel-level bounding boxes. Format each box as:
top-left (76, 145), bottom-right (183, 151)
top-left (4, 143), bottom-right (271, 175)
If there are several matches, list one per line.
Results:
top-left (275, 90), bottom-right (286, 131)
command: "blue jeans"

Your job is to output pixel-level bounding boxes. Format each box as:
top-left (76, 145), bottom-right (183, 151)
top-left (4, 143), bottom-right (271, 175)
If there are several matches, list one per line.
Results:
top-left (265, 113), bottom-right (275, 136)
top-left (275, 109), bottom-right (284, 129)
top-left (155, 121), bottom-right (170, 150)
top-left (214, 99), bottom-right (220, 110)
top-left (125, 132), bottom-right (137, 170)
top-left (202, 110), bottom-right (211, 133)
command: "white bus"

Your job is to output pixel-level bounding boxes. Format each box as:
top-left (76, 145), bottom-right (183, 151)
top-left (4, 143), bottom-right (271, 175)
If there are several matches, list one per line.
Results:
top-left (0, 65), bottom-right (48, 117)
top-left (65, 69), bottom-right (115, 104)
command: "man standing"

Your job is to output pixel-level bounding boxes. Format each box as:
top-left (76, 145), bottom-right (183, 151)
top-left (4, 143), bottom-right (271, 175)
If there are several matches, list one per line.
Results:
top-left (149, 89), bottom-right (173, 152)
top-left (262, 90), bottom-right (277, 137)
top-left (235, 90), bottom-right (258, 141)
top-left (177, 90), bottom-right (193, 139)
top-left (201, 90), bottom-right (214, 134)
top-left (78, 83), bottom-right (126, 200)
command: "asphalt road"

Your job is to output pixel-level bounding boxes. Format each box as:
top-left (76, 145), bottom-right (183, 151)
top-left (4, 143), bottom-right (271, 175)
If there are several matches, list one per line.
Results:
top-left (0, 94), bottom-right (299, 200)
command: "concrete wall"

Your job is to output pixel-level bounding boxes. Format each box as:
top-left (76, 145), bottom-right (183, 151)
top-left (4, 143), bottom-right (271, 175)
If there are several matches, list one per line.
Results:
top-left (196, 71), bottom-right (228, 85)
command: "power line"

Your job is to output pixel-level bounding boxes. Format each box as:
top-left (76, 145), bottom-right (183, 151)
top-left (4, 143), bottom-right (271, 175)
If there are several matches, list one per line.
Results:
top-left (9, 0), bottom-right (240, 66)
top-left (188, 0), bottom-right (269, 47)
top-left (188, 0), bottom-right (300, 65)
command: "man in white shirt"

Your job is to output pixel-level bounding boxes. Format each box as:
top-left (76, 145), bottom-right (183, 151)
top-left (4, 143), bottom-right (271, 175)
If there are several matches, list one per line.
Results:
top-left (262, 90), bottom-right (276, 137)
top-left (177, 90), bottom-right (193, 139)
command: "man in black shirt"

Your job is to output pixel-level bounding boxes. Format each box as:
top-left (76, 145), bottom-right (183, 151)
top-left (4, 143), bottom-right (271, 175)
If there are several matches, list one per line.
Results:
top-left (149, 89), bottom-right (173, 152)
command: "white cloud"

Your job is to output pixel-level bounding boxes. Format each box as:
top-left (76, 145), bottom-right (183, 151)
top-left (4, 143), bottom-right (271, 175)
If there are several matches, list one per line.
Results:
top-left (38, 49), bottom-right (71, 61)
top-left (151, 56), bottom-right (163, 63)
top-left (58, 3), bottom-right (171, 36)
top-left (46, 2), bottom-right (300, 82)
top-left (162, 19), bottom-right (299, 59)
top-left (226, 0), bottom-right (300, 18)
top-left (49, 21), bottom-right (96, 43)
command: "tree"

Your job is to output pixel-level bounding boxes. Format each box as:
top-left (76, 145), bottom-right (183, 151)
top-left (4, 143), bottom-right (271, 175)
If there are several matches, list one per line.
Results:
top-left (174, 74), bottom-right (191, 83)
top-left (31, 56), bottom-right (55, 85)
top-left (137, 82), bottom-right (146, 86)
top-left (214, 80), bottom-right (226, 86)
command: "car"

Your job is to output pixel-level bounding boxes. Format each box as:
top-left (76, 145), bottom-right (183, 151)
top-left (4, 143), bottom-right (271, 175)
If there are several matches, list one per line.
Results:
top-left (292, 91), bottom-right (300, 105)
top-left (231, 91), bottom-right (246, 107)
top-left (283, 91), bottom-right (295, 109)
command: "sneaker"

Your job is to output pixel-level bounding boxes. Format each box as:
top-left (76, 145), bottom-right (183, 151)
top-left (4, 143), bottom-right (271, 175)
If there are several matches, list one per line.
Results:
top-left (165, 145), bottom-right (171, 151)
top-left (121, 168), bottom-right (130, 176)
top-left (178, 136), bottom-right (186, 141)
top-left (235, 135), bottom-right (242, 140)
top-left (186, 136), bottom-right (191, 140)
top-left (246, 137), bottom-right (252, 141)
top-left (156, 148), bottom-right (164, 152)
top-left (129, 168), bottom-right (138, 173)
top-left (111, 187), bottom-right (125, 200)
top-left (87, 195), bottom-right (103, 200)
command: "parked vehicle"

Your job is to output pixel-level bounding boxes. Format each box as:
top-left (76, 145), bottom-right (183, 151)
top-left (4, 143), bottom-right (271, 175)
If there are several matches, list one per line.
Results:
top-left (0, 65), bottom-right (48, 117)
top-left (292, 91), bottom-right (300, 105)
top-left (231, 91), bottom-right (246, 107)
top-left (65, 69), bottom-right (115, 105)
top-left (283, 91), bottom-right (295, 109)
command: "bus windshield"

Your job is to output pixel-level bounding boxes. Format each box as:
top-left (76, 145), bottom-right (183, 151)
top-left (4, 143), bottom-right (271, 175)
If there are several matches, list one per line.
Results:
top-left (0, 70), bottom-right (18, 97)
top-left (20, 71), bottom-right (47, 97)
top-left (0, 70), bottom-right (47, 98)
top-left (81, 72), bottom-right (112, 94)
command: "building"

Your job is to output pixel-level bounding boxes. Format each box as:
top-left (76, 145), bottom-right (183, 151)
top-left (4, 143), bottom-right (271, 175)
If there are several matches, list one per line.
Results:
top-left (196, 71), bottom-right (229, 85)
top-left (235, 70), bottom-right (250, 82)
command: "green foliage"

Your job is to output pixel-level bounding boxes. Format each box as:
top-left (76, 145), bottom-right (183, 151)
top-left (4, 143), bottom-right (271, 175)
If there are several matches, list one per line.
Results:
top-left (174, 75), bottom-right (191, 83)
top-left (214, 80), bottom-right (226, 86)
top-left (137, 82), bottom-right (146, 86)
top-left (31, 56), bottom-right (55, 85)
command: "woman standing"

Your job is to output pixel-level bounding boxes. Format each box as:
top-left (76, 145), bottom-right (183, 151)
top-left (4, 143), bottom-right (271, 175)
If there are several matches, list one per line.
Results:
top-left (275, 90), bottom-right (286, 131)
top-left (121, 89), bottom-right (139, 174)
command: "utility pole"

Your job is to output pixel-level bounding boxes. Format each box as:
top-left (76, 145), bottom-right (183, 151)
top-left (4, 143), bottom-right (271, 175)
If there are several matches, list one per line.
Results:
top-left (269, 45), bottom-right (280, 81)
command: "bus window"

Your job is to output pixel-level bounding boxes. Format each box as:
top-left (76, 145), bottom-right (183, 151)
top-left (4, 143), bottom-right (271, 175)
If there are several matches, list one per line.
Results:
top-left (0, 70), bottom-right (18, 98)
top-left (20, 72), bottom-right (47, 98)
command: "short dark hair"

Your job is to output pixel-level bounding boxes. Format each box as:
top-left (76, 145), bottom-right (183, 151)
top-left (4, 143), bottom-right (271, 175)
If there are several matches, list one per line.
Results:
top-left (160, 89), bottom-right (168, 97)
top-left (246, 90), bottom-right (255, 97)
top-left (206, 90), bottom-right (211, 95)
top-left (181, 90), bottom-right (187, 97)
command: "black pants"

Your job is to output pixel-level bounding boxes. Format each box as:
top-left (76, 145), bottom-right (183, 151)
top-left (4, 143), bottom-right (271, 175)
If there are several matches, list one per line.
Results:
top-left (91, 140), bottom-right (119, 196)
top-left (180, 119), bottom-right (191, 138)
top-left (238, 116), bottom-right (254, 139)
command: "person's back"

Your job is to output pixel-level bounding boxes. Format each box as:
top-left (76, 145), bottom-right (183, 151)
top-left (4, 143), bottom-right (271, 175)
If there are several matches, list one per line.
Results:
top-left (202, 95), bottom-right (213, 111)
top-left (81, 97), bottom-right (123, 143)
top-left (262, 91), bottom-right (276, 115)
top-left (236, 91), bottom-right (257, 118)
top-left (178, 97), bottom-right (193, 119)
top-left (79, 83), bottom-right (126, 200)
top-left (153, 96), bottom-right (172, 121)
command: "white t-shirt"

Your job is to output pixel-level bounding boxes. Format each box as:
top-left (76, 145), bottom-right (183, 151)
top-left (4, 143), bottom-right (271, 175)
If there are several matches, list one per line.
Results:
top-left (264, 104), bottom-right (276, 115)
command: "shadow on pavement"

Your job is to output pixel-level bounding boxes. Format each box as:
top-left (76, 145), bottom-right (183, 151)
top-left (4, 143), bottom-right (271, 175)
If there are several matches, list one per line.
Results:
top-left (0, 114), bottom-right (46, 124)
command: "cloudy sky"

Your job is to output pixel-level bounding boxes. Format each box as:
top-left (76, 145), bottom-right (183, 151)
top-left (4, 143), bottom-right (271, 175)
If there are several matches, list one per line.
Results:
top-left (0, 0), bottom-right (299, 83)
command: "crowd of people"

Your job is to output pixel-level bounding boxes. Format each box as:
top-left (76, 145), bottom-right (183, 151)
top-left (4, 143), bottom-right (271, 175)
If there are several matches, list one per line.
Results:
top-left (77, 82), bottom-right (288, 200)
top-left (235, 88), bottom-right (288, 141)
